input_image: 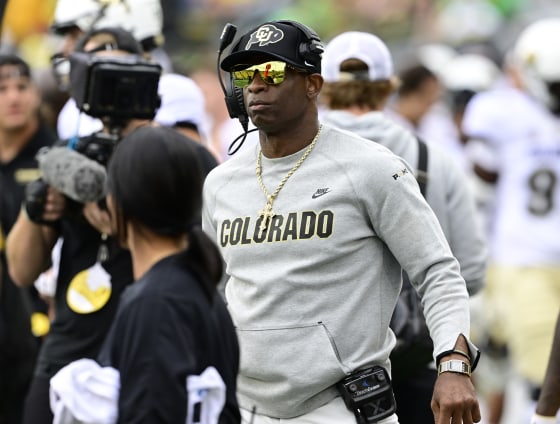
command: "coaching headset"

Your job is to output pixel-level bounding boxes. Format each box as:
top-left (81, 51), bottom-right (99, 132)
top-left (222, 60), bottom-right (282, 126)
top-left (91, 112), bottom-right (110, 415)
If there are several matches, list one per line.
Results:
top-left (217, 20), bottom-right (324, 154)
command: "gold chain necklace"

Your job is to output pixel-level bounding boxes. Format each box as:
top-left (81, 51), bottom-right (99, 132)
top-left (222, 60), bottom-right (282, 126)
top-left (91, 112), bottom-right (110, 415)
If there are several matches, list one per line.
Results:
top-left (256, 125), bottom-right (322, 233)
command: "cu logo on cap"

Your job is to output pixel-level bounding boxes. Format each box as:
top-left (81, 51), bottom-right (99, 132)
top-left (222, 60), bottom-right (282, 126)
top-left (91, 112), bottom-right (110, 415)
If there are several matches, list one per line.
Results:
top-left (245, 24), bottom-right (284, 49)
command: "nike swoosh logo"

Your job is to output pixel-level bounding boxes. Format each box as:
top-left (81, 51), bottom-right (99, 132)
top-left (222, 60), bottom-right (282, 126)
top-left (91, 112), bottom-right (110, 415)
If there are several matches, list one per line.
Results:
top-left (312, 189), bottom-right (331, 199)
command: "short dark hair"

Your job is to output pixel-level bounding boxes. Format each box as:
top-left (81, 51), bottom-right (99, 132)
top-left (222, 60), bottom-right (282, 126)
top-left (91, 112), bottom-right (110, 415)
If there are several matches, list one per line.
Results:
top-left (397, 64), bottom-right (437, 96)
top-left (0, 54), bottom-right (31, 79)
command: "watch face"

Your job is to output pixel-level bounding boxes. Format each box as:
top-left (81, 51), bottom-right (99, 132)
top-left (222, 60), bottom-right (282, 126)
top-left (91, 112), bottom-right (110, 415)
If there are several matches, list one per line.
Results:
top-left (450, 362), bottom-right (463, 372)
top-left (439, 360), bottom-right (471, 376)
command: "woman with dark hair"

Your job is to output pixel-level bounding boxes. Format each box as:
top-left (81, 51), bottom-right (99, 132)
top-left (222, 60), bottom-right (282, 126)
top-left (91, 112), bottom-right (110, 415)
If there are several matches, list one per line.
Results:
top-left (97, 125), bottom-right (240, 423)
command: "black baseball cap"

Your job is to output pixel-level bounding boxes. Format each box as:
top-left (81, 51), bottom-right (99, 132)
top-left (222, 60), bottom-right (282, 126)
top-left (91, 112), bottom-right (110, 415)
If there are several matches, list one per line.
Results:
top-left (220, 21), bottom-right (322, 74)
top-left (75, 27), bottom-right (144, 55)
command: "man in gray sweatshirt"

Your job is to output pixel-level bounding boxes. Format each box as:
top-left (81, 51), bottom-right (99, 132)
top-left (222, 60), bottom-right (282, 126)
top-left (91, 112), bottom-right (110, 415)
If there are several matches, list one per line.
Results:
top-left (320, 30), bottom-right (487, 424)
top-left (203, 19), bottom-right (481, 424)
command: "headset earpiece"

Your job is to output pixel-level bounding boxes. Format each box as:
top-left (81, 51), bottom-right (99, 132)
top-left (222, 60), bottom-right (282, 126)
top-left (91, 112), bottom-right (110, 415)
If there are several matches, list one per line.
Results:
top-left (217, 23), bottom-right (249, 131)
top-left (224, 75), bottom-right (248, 130)
top-left (275, 19), bottom-right (324, 70)
top-left (301, 39), bottom-right (324, 57)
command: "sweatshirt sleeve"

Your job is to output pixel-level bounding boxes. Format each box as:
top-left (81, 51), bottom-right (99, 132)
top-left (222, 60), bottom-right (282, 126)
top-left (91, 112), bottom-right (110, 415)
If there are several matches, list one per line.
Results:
top-left (361, 149), bottom-right (476, 362)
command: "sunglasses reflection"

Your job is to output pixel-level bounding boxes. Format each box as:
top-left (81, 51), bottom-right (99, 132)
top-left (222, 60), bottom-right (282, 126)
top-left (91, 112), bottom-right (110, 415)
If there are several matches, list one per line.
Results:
top-left (232, 61), bottom-right (289, 88)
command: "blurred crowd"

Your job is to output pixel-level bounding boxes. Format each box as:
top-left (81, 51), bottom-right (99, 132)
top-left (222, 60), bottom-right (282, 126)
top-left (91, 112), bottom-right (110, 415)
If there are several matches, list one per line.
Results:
top-left (0, 0), bottom-right (560, 423)
top-left (1, 0), bottom-right (560, 164)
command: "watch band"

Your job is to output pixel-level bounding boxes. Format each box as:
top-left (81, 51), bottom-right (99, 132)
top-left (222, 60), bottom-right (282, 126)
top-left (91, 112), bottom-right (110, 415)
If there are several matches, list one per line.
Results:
top-left (437, 359), bottom-right (471, 377)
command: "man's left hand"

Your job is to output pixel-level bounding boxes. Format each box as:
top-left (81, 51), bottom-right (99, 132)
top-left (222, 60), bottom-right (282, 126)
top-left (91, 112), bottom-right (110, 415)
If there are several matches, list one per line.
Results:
top-left (431, 372), bottom-right (481, 424)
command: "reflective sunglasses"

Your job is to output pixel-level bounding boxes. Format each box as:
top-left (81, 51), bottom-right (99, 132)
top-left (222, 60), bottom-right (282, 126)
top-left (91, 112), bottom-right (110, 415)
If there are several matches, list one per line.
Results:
top-left (231, 61), bottom-right (304, 88)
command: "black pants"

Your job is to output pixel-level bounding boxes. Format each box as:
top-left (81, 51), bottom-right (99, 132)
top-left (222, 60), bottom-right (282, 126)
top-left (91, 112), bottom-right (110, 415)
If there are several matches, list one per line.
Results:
top-left (393, 367), bottom-right (437, 424)
top-left (0, 365), bottom-right (27, 424)
top-left (0, 277), bottom-right (40, 424)
top-left (0, 354), bottom-right (36, 424)
top-left (21, 375), bottom-right (52, 424)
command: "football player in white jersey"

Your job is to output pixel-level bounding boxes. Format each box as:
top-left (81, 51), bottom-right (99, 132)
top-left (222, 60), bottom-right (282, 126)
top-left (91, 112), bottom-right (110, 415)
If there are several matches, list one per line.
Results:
top-left (462, 17), bottom-right (560, 421)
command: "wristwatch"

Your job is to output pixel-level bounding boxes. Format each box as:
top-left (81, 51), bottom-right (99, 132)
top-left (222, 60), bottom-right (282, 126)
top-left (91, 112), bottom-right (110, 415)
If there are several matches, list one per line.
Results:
top-left (437, 359), bottom-right (471, 377)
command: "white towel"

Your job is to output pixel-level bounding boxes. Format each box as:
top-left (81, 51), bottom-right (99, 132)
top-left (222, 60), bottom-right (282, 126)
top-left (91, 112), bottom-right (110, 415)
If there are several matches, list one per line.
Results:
top-left (50, 358), bottom-right (120, 424)
top-left (186, 366), bottom-right (226, 424)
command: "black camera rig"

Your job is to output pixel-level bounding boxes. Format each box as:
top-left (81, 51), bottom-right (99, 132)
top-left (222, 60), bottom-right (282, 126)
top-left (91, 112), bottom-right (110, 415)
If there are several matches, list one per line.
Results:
top-left (69, 52), bottom-right (162, 126)
top-left (67, 52), bottom-right (163, 165)
top-left (26, 53), bottom-right (163, 222)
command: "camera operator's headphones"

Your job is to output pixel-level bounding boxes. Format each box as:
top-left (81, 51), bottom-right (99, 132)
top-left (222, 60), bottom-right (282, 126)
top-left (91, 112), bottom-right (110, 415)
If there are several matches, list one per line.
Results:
top-left (217, 20), bottom-right (323, 155)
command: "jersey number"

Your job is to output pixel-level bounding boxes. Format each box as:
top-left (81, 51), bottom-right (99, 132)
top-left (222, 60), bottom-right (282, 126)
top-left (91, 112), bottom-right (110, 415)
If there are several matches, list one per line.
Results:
top-left (528, 168), bottom-right (557, 216)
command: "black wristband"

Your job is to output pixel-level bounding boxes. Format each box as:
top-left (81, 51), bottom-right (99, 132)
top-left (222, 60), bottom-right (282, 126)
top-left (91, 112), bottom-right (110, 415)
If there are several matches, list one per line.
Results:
top-left (436, 348), bottom-right (471, 365)
top-left (450, 349), bottom-right (471, 362)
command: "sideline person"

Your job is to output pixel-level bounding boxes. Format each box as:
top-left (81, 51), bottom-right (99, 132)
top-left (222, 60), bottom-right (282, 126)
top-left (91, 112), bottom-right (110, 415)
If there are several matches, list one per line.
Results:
top-left (5, 28), bottom-right (216, 424)
top-left (4, 28), bottom-right (147, 424)
top-left (0, 53), bottom-right (57, 424)
top-left (202, 19), bottom-right (481, 424)
top-left (94, 125), bottom-right (240, 423)
top-left (462, 18), bottom-right (560, 419)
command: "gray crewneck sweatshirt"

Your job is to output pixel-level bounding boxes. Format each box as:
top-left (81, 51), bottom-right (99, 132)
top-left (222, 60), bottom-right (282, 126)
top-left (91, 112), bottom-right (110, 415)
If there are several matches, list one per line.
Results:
top-left (202, 124), bottom-right (476, 418)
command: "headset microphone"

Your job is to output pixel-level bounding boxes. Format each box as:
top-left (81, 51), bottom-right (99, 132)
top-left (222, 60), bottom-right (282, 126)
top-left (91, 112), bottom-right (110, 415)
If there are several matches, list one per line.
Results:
top-left (218, 23), bottom-right (237, 53)
top-left (217, 22), bottom-right (255, 155)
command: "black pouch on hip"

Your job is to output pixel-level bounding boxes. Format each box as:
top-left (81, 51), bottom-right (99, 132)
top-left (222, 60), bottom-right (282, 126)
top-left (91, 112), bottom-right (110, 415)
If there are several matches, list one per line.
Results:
top-left (336, 366), bottom-right (396, 423)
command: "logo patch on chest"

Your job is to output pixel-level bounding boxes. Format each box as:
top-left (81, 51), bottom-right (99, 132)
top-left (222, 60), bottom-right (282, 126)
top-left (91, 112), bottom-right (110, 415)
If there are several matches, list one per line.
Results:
top-left (312, 188), bottom-right (331, 199)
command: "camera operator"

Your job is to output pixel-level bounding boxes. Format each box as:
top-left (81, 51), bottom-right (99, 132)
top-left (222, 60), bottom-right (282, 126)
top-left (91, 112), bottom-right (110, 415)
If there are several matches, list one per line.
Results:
top-left (4, 27), bottom-right (163, 424)
top-left (49, 0), bottom-right (170, 140)
top-left (0, 54), bottom-right (57, 424)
